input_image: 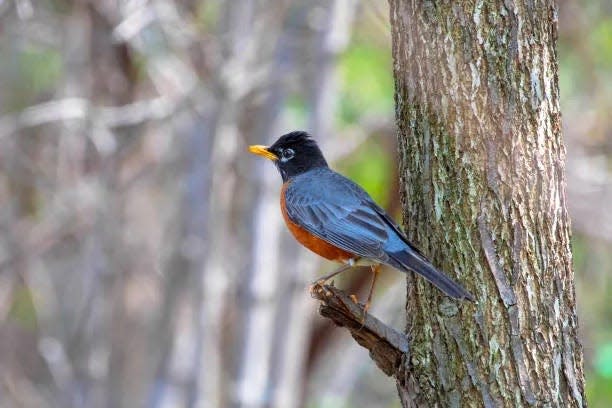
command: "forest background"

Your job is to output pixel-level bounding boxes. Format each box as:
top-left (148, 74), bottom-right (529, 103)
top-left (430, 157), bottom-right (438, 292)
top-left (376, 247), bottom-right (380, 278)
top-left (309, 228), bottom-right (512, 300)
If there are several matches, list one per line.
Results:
top-left (0, 1), bottom-right (610, 407)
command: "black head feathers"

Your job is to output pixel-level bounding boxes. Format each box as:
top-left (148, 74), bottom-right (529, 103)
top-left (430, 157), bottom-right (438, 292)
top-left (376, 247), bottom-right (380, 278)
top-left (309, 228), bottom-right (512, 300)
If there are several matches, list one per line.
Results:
top-left (250, 131), bottom-right (328, 181)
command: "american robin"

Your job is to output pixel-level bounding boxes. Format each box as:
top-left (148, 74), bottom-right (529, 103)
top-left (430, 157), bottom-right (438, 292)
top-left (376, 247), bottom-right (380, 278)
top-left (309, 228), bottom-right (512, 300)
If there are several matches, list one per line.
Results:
top-left (249, 131), bottom-right (474, 310)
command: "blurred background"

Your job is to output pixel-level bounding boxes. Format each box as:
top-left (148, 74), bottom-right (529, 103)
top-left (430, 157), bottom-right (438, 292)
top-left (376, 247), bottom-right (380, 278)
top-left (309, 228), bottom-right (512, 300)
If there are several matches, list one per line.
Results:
top-left (0, 0), bottom-right (609, 407)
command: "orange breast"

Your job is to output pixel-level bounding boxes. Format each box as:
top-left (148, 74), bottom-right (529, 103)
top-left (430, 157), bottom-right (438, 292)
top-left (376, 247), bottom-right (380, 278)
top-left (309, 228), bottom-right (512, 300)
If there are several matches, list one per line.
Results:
top-left (280, 182), bottom-right (353, 262)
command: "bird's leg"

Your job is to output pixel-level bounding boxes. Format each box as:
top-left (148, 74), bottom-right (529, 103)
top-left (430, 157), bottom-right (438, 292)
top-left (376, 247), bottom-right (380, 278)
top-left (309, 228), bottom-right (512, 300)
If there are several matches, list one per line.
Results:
top-left (311, 259), bottom-right (357, 285)
top-left (363, 264), bottom-right (381, 315)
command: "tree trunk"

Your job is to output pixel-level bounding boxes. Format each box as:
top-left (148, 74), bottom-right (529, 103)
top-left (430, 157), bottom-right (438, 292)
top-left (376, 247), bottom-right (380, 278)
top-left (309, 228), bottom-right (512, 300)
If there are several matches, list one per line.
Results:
top-left (388, 1), bottom-right (586, 406)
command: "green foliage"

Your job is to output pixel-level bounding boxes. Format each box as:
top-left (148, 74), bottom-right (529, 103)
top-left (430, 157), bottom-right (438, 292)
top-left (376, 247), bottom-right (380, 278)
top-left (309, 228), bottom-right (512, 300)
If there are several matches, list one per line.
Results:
top-left (8, 286), bottom-right (38, 330)
top-left (196, 1), bottom-right (222, 31)
top-left (558, 48), bottom-right (582, 100)
top-left (571, 235), bottom-right (588, 274)
top-left (572, 233), bottom-right (612, 406)
top-left (338, 44), bottom-right (394, 124)
top-left (339, 141), bottom-right (392, 207)
top-left (595, 342), bottom-right (612, 378)
top-left (20, 46), bottom-right (61, 93)
top-left (1, 43), bottom-right (62, 111)
top-left (559, 13), bottom-right (612, 105)
top-left (586, 370), bottom-right (612, 408)
top-left (590, 341), bottom-right (612, 406)
top-left (590, 19), bottom-right (612, 73)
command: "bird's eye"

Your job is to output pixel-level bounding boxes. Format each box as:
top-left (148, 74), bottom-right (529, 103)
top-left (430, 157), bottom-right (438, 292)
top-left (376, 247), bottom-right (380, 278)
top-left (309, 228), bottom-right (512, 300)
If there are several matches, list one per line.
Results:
top-left (281, 148), bottom-right (295, 161)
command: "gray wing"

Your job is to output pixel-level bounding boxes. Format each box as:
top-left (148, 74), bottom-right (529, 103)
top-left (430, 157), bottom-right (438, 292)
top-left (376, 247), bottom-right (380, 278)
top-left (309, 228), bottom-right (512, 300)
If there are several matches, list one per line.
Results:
top-left (284, 171), bottom-right (391, 261)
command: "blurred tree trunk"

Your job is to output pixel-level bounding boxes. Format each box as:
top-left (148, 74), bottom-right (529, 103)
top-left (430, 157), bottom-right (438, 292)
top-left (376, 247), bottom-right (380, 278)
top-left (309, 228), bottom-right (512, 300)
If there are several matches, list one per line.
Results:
top-left (388, 1), bottom-right (586, 406)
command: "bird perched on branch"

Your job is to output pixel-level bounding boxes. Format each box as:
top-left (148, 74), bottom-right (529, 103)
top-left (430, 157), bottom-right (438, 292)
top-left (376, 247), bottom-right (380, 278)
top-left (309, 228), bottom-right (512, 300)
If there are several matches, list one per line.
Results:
top-left (249, 131), bottom-right (474, 311)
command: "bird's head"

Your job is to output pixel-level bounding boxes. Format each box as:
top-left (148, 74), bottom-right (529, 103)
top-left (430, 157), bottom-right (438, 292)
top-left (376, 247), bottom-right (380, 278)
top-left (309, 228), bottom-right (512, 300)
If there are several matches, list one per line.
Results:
top-left (249, 131), bottom-right (328, 182)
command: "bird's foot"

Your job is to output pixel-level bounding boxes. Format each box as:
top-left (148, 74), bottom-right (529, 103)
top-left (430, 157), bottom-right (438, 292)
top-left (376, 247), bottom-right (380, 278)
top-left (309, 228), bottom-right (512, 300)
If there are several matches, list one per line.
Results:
top-left (358, 303), bottom-right (369, 329)
top-left (363, 300), bottom-right (371, 315)
top-left (348, 294), bottom-right (369, 328)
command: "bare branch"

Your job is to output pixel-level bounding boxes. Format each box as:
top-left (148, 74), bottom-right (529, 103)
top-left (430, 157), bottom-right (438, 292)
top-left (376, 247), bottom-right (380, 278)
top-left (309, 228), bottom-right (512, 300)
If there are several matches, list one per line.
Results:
top-left (309, 283), bottom-right (409, 378)
top-left (0, 96), bottom-right (177, 139)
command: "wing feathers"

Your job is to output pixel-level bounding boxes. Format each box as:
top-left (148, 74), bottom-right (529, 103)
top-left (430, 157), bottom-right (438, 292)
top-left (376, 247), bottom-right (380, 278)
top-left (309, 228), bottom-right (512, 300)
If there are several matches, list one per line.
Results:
top-left (285, 198), bottom-right (387, 260)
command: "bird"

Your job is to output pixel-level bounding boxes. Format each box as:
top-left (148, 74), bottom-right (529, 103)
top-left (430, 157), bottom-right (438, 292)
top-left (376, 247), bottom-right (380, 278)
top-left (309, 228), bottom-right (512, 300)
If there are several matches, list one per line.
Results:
top-left (248, 131), bottom-right (474, 311)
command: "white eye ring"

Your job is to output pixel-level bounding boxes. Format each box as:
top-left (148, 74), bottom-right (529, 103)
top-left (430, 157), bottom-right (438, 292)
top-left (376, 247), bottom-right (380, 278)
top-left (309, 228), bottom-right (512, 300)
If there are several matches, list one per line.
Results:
top-left (281, 148), bottom-right (295, 162)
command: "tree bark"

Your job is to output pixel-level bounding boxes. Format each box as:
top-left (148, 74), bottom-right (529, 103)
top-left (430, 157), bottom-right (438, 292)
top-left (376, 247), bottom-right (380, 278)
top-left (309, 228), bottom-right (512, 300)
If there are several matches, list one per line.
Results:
top-left (388, 1), bottom-right (586, 406)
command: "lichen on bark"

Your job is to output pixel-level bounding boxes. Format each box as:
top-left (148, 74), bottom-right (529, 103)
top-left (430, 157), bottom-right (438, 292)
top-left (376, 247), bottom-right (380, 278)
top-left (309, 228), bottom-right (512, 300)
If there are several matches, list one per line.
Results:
top-left (388, 1), bottom-right (586, 406)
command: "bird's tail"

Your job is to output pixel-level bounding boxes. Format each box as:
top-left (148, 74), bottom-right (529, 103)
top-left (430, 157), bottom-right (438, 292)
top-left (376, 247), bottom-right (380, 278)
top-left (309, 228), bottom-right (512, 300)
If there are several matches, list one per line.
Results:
top-left (389, 248), bottom-right (475, 301)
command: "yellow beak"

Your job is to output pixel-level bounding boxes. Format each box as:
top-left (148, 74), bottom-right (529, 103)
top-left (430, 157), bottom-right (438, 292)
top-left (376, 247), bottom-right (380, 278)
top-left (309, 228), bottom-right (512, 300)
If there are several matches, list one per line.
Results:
top-left (248, 145), bottom-right (278, 161)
